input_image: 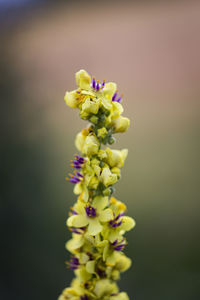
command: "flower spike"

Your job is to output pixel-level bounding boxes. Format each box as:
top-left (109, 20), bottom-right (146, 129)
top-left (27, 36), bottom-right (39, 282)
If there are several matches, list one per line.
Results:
top-left (59, 69), bottom-right (135, 300)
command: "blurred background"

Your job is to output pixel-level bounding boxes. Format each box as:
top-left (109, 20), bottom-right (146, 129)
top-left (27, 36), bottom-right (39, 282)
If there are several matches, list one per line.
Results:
top-left (1, 0), bottom-right (200, 299)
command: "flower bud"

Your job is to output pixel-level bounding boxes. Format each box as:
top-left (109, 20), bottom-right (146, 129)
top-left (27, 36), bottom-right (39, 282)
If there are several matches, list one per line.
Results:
top-left (112, 116), bottom-right (130, 133)
top-left (106, 148), bottom-right (128, 168)
top-left (82, 134), bottom-right (100, 156)
top-left (64, 90), bottom-right (79, 108)
top-left (100, 166), bottom-right (118, 187)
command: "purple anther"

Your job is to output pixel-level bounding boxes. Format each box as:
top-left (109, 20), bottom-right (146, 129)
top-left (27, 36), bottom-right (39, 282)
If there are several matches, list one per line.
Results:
top-left (69, 257), bottom-right (79, 270)
top-left (72, 161), bottom-right (82, 169)
top-left (96, 81), bottom-right (100, 91)
top-left (71, 209), bottom-right (78, 215)
top-left (85, 206), bottom-right (96, 218)
top-left (114, 244), bottom-right (125, 251)
top-left (80, 295), bottom-right (88, 300)
top-left (97, 268), bottom-right (106, 277)
top-left (92, 77), bottom-right (96, 89)
top-left (112, 92), bottom-right (118, 101)
top-left (115, 97), bottom-right (122, 103)
top-left (115, 212), bottom-right (125, 221)
top-left (111, 240), bottom-right (118, 246)
top-left (101, 81), bottom-right (105, 89)
top-left (76, 172), bottom-right (83, 178)
top-left (76, 156), bottom-right (85, 164)
top-left (69, 176), bottom-right (81, 184)
top-left (71, 228), bottom-right (82, 234)
top-left (109, 212), bottom-right (124, 227)
top-left (111, 239), bottom-right (126, 251)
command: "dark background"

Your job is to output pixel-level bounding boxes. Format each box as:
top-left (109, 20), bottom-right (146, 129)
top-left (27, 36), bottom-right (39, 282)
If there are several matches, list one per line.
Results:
top-left (1, 0), bottom-right (200, 299)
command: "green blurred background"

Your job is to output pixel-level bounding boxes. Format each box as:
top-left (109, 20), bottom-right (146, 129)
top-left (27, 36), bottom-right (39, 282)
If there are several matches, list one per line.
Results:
top-left (1, 1), bottom-right (200, 299)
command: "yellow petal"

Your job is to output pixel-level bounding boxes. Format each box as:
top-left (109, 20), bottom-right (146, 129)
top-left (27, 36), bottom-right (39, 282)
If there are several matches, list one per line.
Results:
top-left (87, 218), bottom-right (102, 236)
top-left (115, 255), bottom-right (132, 272)
top-left (106, 252), bottom-right (117, 266)
top-left (75, 69), bottom-right (91, 90)
top-left (75, 131), bottom-right (86, 152)
top-left (112, 292), bottom-right (130, 300)
top-left (65, 236), bottom-right (84, 252)
top-left (68, 215), bottom-right (88, 228)
top-left (64, 90), bottom-right (79, 108)
top-left (92, 196), bottom-right (109, 211)
top-left (108, 230), bottom-right (120, 243)
top-left (112, 116), bottom-right (130, 133)
top-left (82, 134), bottom-right (100, 156)
top-left (86, 260), bottom-right (96, 274)
top-left (81, 98), bottom-right (100, 114)
top-left (79, 253), bottom-right (89, 264)
top-left (100, 167), bottom-right (118, 187)
top-left (93, 279), bottom-right (118, 298)
top-left (102, 82), bottom-right (117, 99)
top-left (99, 208), bottom-right (113, 222)
top-left (120, 216), bottom-right (136, 231)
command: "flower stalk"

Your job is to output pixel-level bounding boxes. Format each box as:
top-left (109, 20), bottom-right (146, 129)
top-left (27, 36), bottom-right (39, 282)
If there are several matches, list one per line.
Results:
top-left (59, 70), bottom-right (136, 300)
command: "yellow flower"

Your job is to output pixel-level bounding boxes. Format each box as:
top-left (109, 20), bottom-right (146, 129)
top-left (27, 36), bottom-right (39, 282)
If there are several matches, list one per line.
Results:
top-left (93, 279), bottom-right (118, 298)
top-left (67, 197), bottom-right (113, 236)
top-left (105, 148), bottom-right (128, 168)
top-left (81, 97), bottom-right (100, 115)
top-left (75, 69), bottom-right (91, 90)
top-left (100, 166), bottom-right (118, 187)
top-left (82, 133), bottom-right (100, 156)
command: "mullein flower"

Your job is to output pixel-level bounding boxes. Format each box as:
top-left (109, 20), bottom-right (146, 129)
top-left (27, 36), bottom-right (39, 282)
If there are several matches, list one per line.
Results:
top-left (59, 70), bottom-right (135, 300)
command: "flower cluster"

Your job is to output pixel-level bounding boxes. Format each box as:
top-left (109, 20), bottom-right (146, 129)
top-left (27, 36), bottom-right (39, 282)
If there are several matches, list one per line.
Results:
top-left (59, 70), bottom-right (135, 300)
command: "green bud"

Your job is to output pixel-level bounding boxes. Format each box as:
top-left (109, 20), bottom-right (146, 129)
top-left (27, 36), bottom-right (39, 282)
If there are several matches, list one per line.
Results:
top-left (90, 116), bottom-right (98, 124)
top-left (108, 136), bottom-right (116, 145)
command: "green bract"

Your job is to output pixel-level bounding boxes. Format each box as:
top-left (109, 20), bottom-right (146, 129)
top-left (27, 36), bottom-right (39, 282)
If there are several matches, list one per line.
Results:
top-left (59, 70), bottom-right (135, 300)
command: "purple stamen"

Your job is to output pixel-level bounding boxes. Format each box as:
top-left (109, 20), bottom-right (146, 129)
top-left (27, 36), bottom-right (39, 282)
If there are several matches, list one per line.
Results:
top-left (69, 176), bottom-right (81, 184)
top-left (76, 172), bottom-right (83, 178)
top-left (71, 209), bottom-right (78, 215)
top-left (75, 155), bottom-right (84, 162)
top-left (85, 206), bottom-right (97, 218)
top-left (92, 77), bottom-right (96, 89)
top-left (111, 239), bottom-right (126, 251)
top-left (70, 226), bottom-right (86, 234)
top-left (69, 257), bottom-right (79, 270)
top-left (80, 296), bottom-right (88, 300)
top-left (109, 213), bottom-right (124, 227)
top-left (96, 81), bottom-right (100, 91)
top-left (71, 228), bottom-right (82, 234)
top-left (112, 240), bottom-right (118, 246)
top-left (114, 244), bottom-right (125, 251)
top-left (101, 81), bottom-right (105, 89)
top-left (112, 92), bottom-right (122, 103)
top-left (112, 92), bottom-right (117, 101)
top-left (115, 97), bottom-right (122, 103)
top-left (115, 212), bottom-right (124, 221)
